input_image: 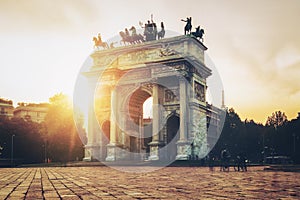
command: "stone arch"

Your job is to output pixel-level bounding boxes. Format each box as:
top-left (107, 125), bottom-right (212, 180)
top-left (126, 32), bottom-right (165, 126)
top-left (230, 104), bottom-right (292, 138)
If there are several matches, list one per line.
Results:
top-left (165, 110), bottom-right (180, 120)
top-left (119, 86), bottom-right (153, 158)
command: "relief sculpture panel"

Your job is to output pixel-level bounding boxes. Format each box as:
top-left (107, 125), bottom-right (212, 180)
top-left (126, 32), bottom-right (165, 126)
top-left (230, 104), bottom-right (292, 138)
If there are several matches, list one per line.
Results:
top-left (194, 81), bottom-right (205, 102)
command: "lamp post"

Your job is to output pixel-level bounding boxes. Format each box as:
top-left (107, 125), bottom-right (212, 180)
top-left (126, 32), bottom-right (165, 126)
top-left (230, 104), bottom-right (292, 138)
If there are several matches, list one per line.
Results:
top-left (293, 133), bottom-right (296, 154)
top-left (0, 145), bottom-right (3, 156)
top-left (44, 141), bottom-right (47, 163)
top-left (11, 134), bottom-right (15, 167)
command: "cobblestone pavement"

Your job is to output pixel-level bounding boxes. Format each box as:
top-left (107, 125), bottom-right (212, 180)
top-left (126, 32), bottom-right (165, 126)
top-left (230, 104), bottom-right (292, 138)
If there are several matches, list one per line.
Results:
top-left (0, 166), bottom-right (299, 199)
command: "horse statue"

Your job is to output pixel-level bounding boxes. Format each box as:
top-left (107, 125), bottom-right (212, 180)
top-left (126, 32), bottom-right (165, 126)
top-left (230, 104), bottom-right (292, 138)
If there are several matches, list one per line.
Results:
top-left (93, 34), bottom-right (109, 50)
top-left (119, 31), bottom-right (131, 45)
top-left (181, 17), bottom-right (192, 35)
top-left (157, 22), bottom-right (165, 40)
top-left (129, 26), bottom-right (137, 36)
top-left (191, 26), bottom-right (204, 42)
top-left (129, 26), bottom-right (145, 43)
top-left (109, 42), bottom-right (117, 48)
top-left (120, 27), bottom-right (144, 45)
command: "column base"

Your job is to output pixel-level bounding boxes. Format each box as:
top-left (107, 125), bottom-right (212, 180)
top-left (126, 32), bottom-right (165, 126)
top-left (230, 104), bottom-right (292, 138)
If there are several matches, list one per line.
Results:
top-left (105, 143), bottom-right (116, 161)
top-left (176, 140), bottom-right (191, 160)
top-left (83, 144), bottom-right (101, 161)
top-left (83, 156), bottom-right (92, 162)
top-left (148, 141), bottom-right (162, 161)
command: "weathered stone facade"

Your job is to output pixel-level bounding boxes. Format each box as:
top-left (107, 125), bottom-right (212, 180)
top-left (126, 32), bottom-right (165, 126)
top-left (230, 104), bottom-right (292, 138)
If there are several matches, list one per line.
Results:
top-left (83, 35), bottom-right (221, 162)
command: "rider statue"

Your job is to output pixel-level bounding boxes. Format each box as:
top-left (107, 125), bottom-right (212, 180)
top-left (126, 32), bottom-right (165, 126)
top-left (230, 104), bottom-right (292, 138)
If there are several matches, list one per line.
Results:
top-left (125, 28), bottom-right (130, 37)
top-left (93, 33), bottom-right (109, 49)
top-left (97, 33), bottom-right (103, 43)
top-left (130, 26), bottom-right (137, 36)
top-left (181, 17), bottom-right (192, 35)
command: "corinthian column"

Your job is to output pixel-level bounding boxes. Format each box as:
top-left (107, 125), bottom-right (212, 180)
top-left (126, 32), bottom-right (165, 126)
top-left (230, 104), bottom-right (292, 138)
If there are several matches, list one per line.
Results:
top-left (106, 86), bottom-right (117, 161)
top-left (83, 78), bottom-right (101, 161)
top-left (148, 83), bottom-right (161, 160)
top-left (179, 77), bottom-right (188, 141)
top-left (176, 77), bottom-right (190, 160)
top-left (152, 83), bottom-right (160, 142)
top-left (110, 87), bottom-right (117, 145)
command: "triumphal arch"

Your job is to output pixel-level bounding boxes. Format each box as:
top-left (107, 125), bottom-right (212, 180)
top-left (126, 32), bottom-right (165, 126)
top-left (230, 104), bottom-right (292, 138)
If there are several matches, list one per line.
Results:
top-left (83, 35), bottom-right (220, 162)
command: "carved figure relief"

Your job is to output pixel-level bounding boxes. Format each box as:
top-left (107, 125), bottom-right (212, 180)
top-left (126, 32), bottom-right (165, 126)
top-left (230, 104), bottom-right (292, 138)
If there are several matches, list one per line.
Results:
top-left (164, 88), bottom-right (179, 103)
top-left (194, 81), bottom-right (205, 102)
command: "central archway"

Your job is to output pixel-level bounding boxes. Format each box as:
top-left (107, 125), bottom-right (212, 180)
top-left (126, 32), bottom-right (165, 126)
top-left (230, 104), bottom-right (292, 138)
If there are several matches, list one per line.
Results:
top-left (124, 87), bottom-right (153, 160)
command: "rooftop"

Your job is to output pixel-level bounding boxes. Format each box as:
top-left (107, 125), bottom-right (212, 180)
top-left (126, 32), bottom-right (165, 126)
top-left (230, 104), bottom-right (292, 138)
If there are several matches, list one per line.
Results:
top-left (0, 98), bottom-right (13, 105)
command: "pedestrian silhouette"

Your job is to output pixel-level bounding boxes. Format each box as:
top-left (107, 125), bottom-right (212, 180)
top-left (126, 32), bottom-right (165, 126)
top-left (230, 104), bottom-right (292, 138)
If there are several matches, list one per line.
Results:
top-left (220, 149), bottom-right (230, 172)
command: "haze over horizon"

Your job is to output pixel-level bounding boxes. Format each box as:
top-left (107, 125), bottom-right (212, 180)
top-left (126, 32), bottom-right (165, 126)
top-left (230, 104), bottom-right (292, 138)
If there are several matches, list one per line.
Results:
top-left (0, 0), bottom-right (299, 123)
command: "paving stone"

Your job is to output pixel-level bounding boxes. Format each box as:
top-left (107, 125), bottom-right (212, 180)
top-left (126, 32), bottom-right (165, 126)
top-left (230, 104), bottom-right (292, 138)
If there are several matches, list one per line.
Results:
top-left (81, 195), bottom-right (100, 200)
top-left (0, 166), bottom-right (299, 199)
top-left (43, 191), bottom-right (59, 198)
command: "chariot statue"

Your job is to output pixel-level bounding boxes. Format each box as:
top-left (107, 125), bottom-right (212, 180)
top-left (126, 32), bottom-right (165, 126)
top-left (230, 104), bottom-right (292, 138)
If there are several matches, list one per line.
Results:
top-left (140, 19), bottom-right (157, 41)
top-left (119, 26), bottom-right (144, 45)
top-left (139, 15), bottom-right (165, 42)
top-left (93, 15), bottom-right (168, 49)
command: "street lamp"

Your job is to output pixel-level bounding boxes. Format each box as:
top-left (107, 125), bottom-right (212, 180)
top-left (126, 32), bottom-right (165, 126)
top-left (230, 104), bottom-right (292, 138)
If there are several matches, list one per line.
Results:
top-left (44, 141), bottom-right (48, 163)
top-left (0, 145), bottom-right (3, 156)
top-left (293, 133), bottom-right (296, 154)
top-left (11, 134), bottom-right (15, 167)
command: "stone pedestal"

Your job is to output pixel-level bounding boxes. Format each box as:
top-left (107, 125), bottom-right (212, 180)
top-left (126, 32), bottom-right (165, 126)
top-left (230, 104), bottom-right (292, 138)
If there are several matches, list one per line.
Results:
top-left (176, 140), bottom-right (190, 160)
top-left (148, 141), bottom-right (161, 160)
top-left (83, 153), bottom-right (92, 161)
top-left (105, 143), bottom-right (116, 161)
top-left (83, 144), bottom-right (101, 161)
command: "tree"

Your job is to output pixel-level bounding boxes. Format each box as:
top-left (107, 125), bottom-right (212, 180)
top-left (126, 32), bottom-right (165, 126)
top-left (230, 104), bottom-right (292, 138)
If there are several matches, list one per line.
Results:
top-left (212, 108), bottom-right (245, 160)
top-left (0, 116), bottom-right (44, 164)
top-left (44, 93), bottom-right (84, 162)
top-left (265, 111), bottom-right (288, 128)
top-left (288, 116), bottom-right (300, 163)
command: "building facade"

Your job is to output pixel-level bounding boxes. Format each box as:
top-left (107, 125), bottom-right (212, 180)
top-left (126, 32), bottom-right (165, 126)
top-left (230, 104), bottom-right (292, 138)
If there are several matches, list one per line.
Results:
top-left (0, 98), bottom-right (14, 118)
top-left (13, 103), bottom-right (48, 123)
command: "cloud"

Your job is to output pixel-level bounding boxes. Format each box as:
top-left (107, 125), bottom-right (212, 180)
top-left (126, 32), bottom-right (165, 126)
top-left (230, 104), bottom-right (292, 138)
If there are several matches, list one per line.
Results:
top-left (275, 46), bottom-right (300, 70)
top-left (210, 0), bottom-right (300, 122)
top-left (0, 0), bottom-right (98, 33)
top-left (0, 0), bottom-right (299, 123)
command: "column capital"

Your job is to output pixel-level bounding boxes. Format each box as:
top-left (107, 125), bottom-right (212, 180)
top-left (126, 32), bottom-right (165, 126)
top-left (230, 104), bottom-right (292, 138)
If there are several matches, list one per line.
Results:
top-left (178, 75), bottom-right (189, 82)
top-left (150, 77), bottom-right (159, 84)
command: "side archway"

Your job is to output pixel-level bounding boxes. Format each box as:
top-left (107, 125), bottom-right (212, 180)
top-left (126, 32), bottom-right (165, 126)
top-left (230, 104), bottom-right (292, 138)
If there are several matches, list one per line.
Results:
top-left (166, 114), bottom-right (180, 160)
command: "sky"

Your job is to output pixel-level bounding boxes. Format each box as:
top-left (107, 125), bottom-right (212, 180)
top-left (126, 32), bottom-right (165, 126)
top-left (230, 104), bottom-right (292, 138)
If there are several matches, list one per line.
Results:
top-left (0, 0), bottom-right (299, 123)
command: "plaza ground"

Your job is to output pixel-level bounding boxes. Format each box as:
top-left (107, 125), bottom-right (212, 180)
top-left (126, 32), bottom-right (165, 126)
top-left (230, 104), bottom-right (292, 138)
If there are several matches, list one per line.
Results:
top-left (0, 166), bottom-right (299, 199)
